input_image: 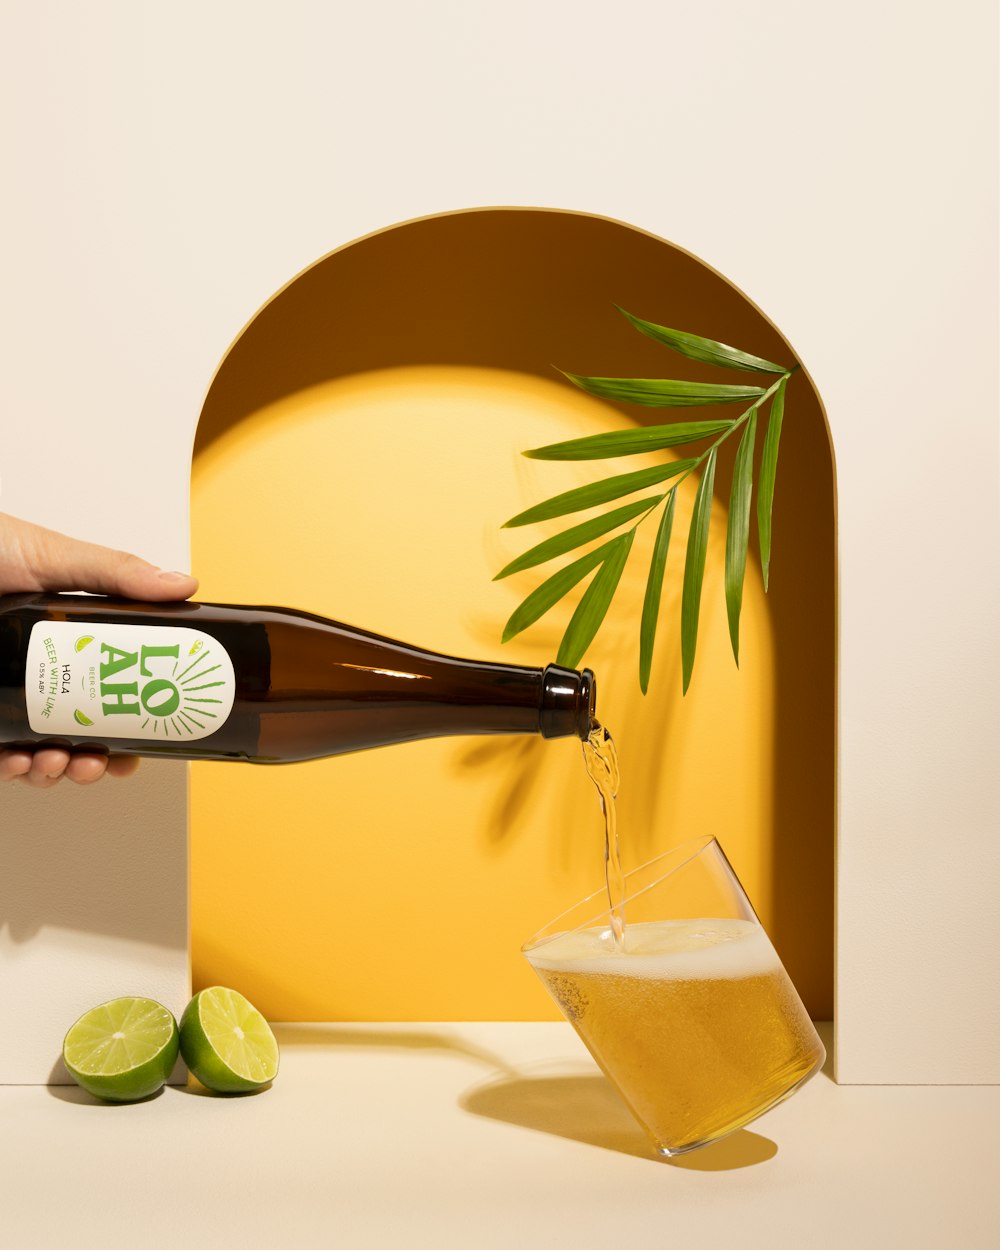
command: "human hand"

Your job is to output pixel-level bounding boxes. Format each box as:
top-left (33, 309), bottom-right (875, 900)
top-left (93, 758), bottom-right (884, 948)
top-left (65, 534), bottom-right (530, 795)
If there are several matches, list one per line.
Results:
top-left (0, 512), bottom-right (198, 787)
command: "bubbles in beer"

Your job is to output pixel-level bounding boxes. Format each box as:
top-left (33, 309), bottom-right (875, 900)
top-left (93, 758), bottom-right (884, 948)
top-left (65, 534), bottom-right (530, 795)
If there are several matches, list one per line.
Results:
top-left (543, 974), bottom-right (589, 1023)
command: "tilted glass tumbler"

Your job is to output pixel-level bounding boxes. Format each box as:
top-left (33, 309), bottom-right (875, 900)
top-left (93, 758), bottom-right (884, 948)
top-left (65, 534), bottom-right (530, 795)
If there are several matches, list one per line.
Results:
top-left (522, 836), bottom-right (826, 1156)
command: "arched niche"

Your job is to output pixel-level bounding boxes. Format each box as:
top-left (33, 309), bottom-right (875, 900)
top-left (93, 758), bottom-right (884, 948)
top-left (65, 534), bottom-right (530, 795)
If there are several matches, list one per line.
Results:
top-left (190, 208), bottom-right (835, 1020)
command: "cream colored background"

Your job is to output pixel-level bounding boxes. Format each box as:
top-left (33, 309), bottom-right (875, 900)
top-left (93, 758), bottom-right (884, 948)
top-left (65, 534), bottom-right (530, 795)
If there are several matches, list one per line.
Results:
top-left (0, 2), bottom-right (996, 1082)
top-left (5, 1023), bottom-right (1000, 1250)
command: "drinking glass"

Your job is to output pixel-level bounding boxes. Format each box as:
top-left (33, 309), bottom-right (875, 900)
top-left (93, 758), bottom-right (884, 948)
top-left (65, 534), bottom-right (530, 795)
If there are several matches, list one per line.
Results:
top-left (522, 836), bottom-right (826, 1156)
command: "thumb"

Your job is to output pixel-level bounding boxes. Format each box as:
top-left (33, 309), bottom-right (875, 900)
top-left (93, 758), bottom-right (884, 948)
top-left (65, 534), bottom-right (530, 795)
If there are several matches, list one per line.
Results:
top-left (2, 513), bottom-right (199, 601)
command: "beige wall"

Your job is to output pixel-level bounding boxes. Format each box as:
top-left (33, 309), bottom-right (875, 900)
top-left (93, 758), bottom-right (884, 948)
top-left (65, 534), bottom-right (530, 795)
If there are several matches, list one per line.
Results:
top-left (1, 1), bottom-right (996, 1082)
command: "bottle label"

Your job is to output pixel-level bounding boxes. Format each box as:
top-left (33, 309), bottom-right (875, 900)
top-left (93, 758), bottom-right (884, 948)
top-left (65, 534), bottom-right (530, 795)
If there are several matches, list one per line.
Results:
top-left (24, 621), bottom-right (236, 742)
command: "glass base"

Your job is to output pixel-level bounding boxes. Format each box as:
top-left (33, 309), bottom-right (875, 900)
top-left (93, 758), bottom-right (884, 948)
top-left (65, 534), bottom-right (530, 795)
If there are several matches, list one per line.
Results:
top-left (653, 1053), bottom-right (825, 1158)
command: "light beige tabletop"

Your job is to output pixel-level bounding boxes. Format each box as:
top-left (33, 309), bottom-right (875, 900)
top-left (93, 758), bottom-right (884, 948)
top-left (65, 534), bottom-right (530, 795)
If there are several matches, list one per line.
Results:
top-left (1, 1023), bottom-right (994, 1250)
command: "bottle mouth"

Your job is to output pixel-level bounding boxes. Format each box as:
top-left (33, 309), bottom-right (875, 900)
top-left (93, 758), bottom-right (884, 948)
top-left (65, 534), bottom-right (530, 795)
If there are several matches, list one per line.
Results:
top-left (579, 668), bottom-right (596, 738)
top-left (539, 665), bottom-right (597, 740)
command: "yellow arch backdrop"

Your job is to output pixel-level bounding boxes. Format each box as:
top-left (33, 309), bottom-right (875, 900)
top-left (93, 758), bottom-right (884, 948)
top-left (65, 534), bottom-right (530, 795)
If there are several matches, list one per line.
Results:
top-left (190, 209), bottom-right (835, 1020)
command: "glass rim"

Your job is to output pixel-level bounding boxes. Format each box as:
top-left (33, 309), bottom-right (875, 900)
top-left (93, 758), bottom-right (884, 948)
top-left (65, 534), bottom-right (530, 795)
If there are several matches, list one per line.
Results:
top-left (521, 834), bottom-right (720, 954)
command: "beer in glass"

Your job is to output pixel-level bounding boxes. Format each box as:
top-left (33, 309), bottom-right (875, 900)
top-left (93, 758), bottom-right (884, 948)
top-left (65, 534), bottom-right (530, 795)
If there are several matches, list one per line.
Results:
top-left (523, 837), bottom-right (825, 1156)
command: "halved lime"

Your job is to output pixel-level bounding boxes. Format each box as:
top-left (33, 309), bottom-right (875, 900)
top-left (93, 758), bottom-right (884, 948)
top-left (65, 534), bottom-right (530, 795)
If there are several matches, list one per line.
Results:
top-left (63, 997), bottom-right (179, 1102)
top-left (73, 708), bottom-right (94, 726)
top-left (179, 987), bottom-right (278, 1094)
top-left (75, 635), bottom-right (94, 652)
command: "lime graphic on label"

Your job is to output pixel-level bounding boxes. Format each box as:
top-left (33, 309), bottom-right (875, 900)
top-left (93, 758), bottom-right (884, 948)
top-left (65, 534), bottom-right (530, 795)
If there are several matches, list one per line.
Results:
top-left (75, 635), bottom-right (94, 652)
top-left (73, 709), bottom-right (94, 726)
top-left (188, 640), bottom-right (203, 656)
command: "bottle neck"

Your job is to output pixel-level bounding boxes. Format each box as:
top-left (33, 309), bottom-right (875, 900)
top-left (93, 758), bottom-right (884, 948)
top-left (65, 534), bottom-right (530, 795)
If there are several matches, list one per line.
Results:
top-left (349, 658), bottom-right (595, 741)
top-left (538, 665), bottom-right (596, 740)
top-left (254, 652), bottom-right (595, 759)
top-left (255, 611), bottom-right (598, 756)
top-left (257, 608), bottom-right (598, 740)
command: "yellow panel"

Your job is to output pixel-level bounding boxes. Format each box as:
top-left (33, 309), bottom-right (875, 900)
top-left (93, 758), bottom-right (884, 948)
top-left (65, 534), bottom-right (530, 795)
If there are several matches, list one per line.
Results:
top-left (191, 365), bottom-right (776, 1020)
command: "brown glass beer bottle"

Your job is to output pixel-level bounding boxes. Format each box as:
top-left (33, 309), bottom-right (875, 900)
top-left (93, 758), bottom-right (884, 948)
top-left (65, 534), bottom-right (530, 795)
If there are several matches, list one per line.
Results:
top-left (0, 593), bottom-right (596, 763)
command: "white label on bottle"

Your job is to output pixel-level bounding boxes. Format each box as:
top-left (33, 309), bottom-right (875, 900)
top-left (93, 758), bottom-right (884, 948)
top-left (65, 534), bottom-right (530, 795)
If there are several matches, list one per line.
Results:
top-left (24, 621), bottom-right (236, 741)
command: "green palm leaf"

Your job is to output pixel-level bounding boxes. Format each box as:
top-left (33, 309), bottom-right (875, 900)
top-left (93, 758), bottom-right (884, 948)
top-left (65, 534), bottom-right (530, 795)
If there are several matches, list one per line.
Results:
top-left (562, 372), bottom-right (766, 408)
top-left (639, 489), bottom-right (677, 694)
top-left (503, 459), bottom-right (696, 527)
top-left (681, 446), bottom-right (718, 693)
top-left (501, 539), bottom-right (618, 644)
top-left (556, 532), bottom-right (635, 669)
top-left (525, 422), bottom-right (733, 461)
top-left (497, 310), bottom-right (795, 692)
top-left (495, 495), bottom-right (661, 580)
top-left (757, 376), bottom-right (787, 590)
top-left (725, 409), bottom-right (758, 664)
top-left (616, 307), bottom-right (786, 375)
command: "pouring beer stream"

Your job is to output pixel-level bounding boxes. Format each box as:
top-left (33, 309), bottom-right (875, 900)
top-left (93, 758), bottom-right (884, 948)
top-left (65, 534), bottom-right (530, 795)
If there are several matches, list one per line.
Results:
top-left (582, 720), bottom-right (625, 946)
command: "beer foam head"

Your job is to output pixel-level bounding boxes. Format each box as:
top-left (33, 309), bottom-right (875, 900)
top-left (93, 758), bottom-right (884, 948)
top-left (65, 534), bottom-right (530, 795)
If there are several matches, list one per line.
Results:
top-left (525, 918), bottom-right (781, 980)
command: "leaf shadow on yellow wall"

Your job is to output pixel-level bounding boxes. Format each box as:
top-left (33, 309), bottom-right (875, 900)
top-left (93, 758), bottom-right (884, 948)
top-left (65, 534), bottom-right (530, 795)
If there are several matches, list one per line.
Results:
top-left (450, 736), bottom-right (549, 846)
top-left (274, 1023), bottom-right (520, 1076)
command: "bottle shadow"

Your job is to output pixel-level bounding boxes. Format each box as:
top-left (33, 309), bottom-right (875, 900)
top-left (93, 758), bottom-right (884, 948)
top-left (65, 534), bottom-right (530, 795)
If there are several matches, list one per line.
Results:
top-left (459, 1068), bottom-right (778, 1170)
top-left (272, 1022), bottom-right (521, 1076)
